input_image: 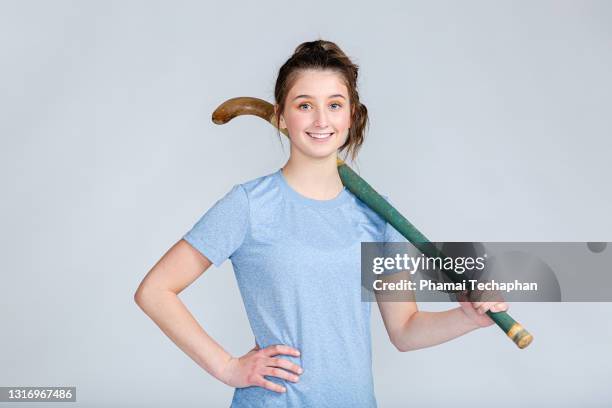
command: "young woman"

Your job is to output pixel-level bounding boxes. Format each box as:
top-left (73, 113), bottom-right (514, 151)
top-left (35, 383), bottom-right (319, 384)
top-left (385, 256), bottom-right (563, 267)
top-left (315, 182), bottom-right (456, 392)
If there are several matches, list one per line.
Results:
top-left (134, 39), bottom-right (508, 407)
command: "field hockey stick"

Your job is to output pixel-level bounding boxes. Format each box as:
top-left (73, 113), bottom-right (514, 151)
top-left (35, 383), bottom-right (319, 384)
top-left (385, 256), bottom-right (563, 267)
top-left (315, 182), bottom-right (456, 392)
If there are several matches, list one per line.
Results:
top-left (211, 97), bottom-right (533, 349)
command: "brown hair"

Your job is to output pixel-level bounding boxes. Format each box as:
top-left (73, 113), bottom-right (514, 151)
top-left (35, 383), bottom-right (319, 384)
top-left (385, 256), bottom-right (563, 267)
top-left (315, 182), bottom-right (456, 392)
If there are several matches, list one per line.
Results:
top-left (274, 39), bottom-right (369, 162)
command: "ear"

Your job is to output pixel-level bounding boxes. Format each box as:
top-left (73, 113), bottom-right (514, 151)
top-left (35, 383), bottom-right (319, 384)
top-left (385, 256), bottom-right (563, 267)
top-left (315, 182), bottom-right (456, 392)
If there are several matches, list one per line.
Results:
top-left (274, 104), bottom-right (286, 129)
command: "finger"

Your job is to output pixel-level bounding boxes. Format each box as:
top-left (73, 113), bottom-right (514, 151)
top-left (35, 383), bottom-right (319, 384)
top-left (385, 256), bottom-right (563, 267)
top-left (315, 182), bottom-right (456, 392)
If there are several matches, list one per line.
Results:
top-left (477, 303), bottom-right (491, 315)
top-left (263, 344), bottom-right (301, 357)
top-left (268, 357), bottom-right (303, 375)
top-left (262, 367), bottom-right (300, 383)
top-left (479, 302), bottom-right (498, 314)
top-left (256, 377), bottom-right (286, 393)
top-left (472, 301), bottom-right (484, 309)
top-left (493, 302), bottom-right (509, 312)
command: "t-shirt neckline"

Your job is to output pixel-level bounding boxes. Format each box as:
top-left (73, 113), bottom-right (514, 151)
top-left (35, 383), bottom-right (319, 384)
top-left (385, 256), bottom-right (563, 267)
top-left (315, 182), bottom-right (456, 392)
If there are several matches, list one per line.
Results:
top-left (274, 168), bottom-right (350, 209)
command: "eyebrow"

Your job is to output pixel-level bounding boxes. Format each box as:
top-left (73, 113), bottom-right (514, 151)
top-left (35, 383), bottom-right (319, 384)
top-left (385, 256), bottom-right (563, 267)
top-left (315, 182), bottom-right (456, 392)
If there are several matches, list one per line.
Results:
top-left (292, 94), bottom-right (346, 101)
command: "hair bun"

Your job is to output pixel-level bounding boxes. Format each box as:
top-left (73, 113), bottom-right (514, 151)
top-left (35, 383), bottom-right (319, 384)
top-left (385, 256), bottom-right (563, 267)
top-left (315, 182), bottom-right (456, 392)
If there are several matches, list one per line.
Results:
top-left (295, 40), bottom-right (334, 56)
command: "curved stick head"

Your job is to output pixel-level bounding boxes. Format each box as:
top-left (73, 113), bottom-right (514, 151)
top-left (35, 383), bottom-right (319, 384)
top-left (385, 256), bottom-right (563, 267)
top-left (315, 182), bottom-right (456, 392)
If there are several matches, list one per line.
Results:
top-left (212, 96), bottom-right (289, 138)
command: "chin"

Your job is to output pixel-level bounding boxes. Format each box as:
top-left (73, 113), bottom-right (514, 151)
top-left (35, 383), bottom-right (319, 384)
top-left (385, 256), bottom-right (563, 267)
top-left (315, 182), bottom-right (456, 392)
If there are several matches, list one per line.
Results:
top-left (294, 146), bottom-right (335, 158)
top-left (312, 151), bottom-right (338, 160)
top-left (306, 144), bottom-right (343, 157)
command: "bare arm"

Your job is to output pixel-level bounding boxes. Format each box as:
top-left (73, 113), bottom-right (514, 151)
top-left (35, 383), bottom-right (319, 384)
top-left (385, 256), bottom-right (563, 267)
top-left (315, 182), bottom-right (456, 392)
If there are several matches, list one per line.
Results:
top-left (375, 271), bottom-right (508, 352)
top-left (134, 239), bottom-right (232, 380)
top-left (134, 239), bottom-right (303, 392)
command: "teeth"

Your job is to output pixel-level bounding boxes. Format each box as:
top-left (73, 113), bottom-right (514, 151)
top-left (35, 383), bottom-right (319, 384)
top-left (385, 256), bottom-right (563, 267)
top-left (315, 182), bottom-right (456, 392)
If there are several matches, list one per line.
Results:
top-left (307, 132), bottom-right (333, 139)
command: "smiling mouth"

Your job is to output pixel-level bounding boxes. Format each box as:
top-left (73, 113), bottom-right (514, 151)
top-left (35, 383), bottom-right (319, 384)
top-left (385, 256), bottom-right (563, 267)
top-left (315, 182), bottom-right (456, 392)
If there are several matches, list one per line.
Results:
top-left (306, 132), bottom-right (334, 139)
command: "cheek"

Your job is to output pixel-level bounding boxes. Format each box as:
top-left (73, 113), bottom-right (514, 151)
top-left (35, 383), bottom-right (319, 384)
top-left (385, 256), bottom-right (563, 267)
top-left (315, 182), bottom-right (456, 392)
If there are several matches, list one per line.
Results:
top-left (285, 113), bottom-right (309, 130)
top-left (335, 111), bottom-right (352, 128)
top-left (335, 116), bottom-right (352, 137)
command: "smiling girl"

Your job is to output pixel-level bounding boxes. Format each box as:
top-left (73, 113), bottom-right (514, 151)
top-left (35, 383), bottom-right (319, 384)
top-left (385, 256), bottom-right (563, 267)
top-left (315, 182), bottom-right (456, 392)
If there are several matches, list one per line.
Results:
top-left (134, 39), bottom-right (508, 408)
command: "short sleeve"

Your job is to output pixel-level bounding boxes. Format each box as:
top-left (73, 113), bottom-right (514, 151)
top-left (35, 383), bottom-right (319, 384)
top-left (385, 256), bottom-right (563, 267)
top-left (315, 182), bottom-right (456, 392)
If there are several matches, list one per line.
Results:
top-left (182, 184), bottom-right (249, 267)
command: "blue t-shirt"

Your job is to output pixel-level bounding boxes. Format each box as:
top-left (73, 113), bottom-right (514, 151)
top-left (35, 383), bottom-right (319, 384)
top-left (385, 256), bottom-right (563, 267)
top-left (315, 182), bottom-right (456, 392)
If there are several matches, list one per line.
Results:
top-left (183, 168), bottom-right (406, 408)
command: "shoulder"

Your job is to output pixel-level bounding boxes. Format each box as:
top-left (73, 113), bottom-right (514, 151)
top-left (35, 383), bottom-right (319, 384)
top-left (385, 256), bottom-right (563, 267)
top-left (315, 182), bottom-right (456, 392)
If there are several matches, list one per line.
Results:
top-left (238, 170), bottom-right (277, 194)
top-left (233, 170), bottom-right (283, 213)
top-left (346, 190), bottom-right (392, 220)
top-left (217, 170), bottom-right (277, 204)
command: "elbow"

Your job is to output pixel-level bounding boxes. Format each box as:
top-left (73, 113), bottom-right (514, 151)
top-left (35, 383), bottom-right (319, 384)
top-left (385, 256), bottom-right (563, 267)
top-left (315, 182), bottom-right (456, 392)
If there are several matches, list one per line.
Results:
top-left (389, 331), bottom-right (415, 353)
top-left (394, 343), bottom-right (408, 353)
top-left (389, 311), bottom-right (419, 352)
top-left (134, 284), bottom-right (152, 308)
top-left (133, 288), bottom-right (145, 307)
top-left (134, 284), bottom-right (174, 310)
top-left (392, 339), bottom-right (413, 353)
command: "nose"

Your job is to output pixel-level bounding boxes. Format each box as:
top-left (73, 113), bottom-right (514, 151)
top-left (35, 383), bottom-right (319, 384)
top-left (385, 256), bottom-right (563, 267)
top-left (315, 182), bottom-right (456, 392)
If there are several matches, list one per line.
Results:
top-left (313, 109), bottom-right (328, 128)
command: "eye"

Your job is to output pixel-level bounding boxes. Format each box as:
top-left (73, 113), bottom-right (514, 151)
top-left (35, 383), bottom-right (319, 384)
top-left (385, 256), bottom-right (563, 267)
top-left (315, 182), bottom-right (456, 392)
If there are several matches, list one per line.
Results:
top-left (330, 102), bottom-right (342, 110)
top-left (298, 103), bottom-right (311, 110)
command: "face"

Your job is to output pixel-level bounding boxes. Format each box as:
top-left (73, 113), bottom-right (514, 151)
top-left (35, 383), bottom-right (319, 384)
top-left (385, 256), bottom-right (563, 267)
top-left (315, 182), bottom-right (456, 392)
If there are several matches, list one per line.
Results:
top-left (277, 69), bottom-right (352, 161)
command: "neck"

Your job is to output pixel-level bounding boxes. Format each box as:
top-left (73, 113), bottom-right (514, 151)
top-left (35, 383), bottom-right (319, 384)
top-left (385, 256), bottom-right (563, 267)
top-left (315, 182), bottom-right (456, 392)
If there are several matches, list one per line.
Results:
top-left (281, 152), bottom-right (343, 201)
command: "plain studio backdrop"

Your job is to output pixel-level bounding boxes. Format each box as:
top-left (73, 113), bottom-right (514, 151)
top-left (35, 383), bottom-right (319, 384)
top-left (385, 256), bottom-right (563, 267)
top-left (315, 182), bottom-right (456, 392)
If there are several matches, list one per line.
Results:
top-left (1, 1), bottom-right (611, 407)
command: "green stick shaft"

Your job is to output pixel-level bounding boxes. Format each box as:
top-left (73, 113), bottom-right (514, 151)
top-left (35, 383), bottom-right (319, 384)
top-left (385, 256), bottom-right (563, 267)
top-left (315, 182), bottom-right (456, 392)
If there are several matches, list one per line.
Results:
top-left (337, 162), bottom-right (533, 349)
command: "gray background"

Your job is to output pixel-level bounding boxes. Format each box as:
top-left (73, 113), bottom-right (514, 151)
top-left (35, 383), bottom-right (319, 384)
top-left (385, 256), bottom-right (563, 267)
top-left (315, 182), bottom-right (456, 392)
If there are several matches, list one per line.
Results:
top-left (1, 0), bottom-right (611, 407)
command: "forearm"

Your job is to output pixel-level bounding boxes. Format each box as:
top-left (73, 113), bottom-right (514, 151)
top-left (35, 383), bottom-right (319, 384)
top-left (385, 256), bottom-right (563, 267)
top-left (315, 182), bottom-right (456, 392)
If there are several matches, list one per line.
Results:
top-left (394, 307), bottom-right (480, 352)
top-left (135, 287), bottom-right (232, 382)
